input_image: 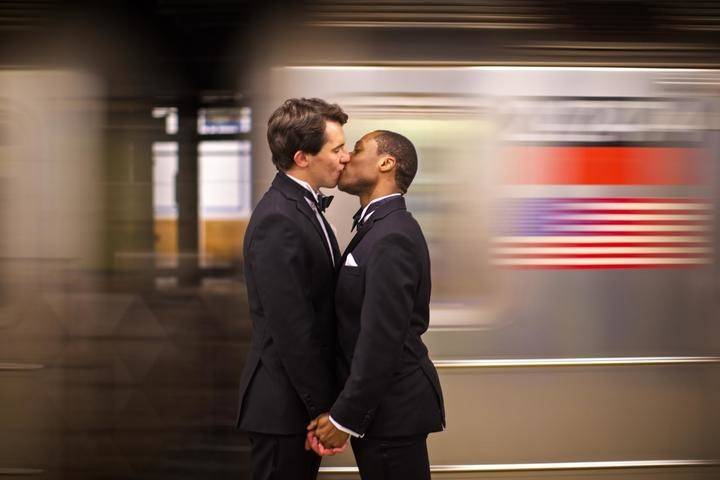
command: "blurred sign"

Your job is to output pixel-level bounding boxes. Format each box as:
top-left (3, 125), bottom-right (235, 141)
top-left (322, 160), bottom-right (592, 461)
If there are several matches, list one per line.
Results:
top-left (197, 107), bottom-right (251, 135)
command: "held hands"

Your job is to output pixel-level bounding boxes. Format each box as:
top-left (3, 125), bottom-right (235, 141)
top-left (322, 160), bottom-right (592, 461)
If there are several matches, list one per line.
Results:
top-left (305, 413), bottom-right (349, 456)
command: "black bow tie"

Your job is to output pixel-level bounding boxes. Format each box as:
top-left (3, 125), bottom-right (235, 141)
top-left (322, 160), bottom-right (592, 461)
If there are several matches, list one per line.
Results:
top-left (316, 193), bottom-right (333, 213)
top-left (351, 207), bottom-right (364, 232)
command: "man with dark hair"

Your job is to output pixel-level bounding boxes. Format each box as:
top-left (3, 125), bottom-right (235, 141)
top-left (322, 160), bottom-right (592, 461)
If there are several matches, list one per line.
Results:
top-left (308, 130), bottom-right (446, 480)
top-left (372, 130), bottom-right (417, 193)
top-left (237, 98), bottom-right (349, 480)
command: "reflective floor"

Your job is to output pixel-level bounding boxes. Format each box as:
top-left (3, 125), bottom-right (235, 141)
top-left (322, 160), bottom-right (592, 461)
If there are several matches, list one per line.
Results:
top-left (1, 274), bottom-right (253, 478)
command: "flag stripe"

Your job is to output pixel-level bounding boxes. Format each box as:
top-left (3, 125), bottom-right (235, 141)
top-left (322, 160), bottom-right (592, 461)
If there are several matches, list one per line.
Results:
top-left (551, 197), bottom-right (708, 204)
top-left (561, 203), bottom-right (709, 211)
top-left (548, 219), bottom-right (707, 225)
top-left (492, 242), bottom-right (710, 248)
top-left (493, 257), bottom-right (708, 266)
top-left (493, 236), bottom-right (708, 244)
top-left (495, 253), bottom-right (708, 259)
top-left (494, 197), bottom-right (712, 269)
top-left (550, 224), bottom-right (709, 232)
top-left (527, 231), bottom-right (707, 236)
top-left (498, 264), bottom-right (703, 270)
top-left (552, 209), bottom-right (710, 216)
top-left (549, 214), bottom-right (710, 221)
top-left (492, 247), bottom-right (712, 255)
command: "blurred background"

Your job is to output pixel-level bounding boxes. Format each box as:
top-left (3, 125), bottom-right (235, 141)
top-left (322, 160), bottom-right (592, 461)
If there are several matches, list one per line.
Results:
top-left (1, 1), bottom-right (719, 479)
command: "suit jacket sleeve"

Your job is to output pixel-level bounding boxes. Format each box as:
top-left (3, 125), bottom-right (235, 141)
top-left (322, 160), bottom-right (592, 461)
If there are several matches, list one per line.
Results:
top-left (247, 212), bottom-right (334, 416)
top-left (330, 233), bottom-right (419, 434)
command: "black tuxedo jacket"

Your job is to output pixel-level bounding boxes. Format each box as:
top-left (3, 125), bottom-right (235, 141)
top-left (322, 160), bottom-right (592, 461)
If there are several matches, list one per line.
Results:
top-left (330, 196), bottom-right (445, 437)
top-left (237, 172), bottom-right (340, 434)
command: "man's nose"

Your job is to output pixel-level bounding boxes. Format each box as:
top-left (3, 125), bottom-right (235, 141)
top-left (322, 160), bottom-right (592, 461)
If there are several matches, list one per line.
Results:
top-left (341, 149), bottom-right (351, 163)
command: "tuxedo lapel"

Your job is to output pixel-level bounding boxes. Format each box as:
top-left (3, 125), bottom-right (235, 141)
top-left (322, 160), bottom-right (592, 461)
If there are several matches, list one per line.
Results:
top-left (340, 196), bottom-right (407, 267)
top-left (271, 173), bottom-right (335, 267)
top-left (340, 224), bottom-right (371, 268)
top-left (319, 214), bottom-right (341, 262)
top-left (296, 201), bottom-right (328, 247)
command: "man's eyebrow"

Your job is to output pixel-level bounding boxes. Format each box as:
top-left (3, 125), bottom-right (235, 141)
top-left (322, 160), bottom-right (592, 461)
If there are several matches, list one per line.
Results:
top-left (332, 142), bottom-right (345, 150)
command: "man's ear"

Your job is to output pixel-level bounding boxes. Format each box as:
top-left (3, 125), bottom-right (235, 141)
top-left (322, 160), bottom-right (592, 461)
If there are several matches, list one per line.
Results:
top-left (378, 155), bottom-right (396, 173)
top-left (293, 150), bottom-right (310, 168)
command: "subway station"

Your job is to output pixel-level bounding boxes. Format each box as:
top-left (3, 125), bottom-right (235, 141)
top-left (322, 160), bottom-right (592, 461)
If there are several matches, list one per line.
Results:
top-left (1, 1), bottom-right (719, 479)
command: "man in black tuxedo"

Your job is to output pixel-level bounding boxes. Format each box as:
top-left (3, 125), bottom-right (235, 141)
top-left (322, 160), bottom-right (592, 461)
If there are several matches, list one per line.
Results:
top-left (237, 98), bottom-right (349, 480)
top-left (308, 130), bottom-right (445, 480)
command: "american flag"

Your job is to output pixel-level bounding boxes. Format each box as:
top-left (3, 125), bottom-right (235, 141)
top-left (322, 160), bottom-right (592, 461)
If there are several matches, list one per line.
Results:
top-left (492, 197), bottom-right (713, 269)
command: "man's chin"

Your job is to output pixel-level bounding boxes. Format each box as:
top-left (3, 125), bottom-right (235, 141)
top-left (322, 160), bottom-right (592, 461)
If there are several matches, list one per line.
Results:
top-left (319, 178), bottom-right (339, 190)
top-left (322, 173), bottom-right (343, 190)
top-left (338, 175), bottom-right (364, 195)
top-left (337, 180), bottom-right (354, 194)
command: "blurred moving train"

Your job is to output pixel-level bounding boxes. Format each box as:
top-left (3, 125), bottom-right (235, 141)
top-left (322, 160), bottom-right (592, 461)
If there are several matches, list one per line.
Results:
top-left (146, 65), bottom-right (720, 477)
top-left (252, 66), bottom-right (720, 479)
top-left (3, 2), bottom-right (720, 479)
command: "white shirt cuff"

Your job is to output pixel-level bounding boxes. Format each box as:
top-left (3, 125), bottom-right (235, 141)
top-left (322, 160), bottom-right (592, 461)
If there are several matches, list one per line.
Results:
top-left (329, 415), bottom-right (363, 438)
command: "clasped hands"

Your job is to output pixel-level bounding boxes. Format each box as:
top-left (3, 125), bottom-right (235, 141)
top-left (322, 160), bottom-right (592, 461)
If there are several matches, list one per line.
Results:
top-left (304, 413), bottom-right (349, 456)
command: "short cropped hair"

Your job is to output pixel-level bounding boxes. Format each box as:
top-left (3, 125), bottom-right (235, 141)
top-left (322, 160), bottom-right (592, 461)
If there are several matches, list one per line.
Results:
top-left (372, 130), bottom-right (418, 193)
top-left (267, 98), bottom-right (348, 171)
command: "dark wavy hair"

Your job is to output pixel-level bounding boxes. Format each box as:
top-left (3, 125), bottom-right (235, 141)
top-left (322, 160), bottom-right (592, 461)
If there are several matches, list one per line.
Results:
top-left (267, 98), bottom-right (348, 171)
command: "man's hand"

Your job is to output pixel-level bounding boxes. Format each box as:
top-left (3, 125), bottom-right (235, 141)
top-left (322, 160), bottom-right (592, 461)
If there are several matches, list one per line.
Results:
top-left (305, 430), bottom-right (347, 456)
top-left (305, 413), bottom-right (349, 456)
top-left (312, 413), bottom-right (350, 449)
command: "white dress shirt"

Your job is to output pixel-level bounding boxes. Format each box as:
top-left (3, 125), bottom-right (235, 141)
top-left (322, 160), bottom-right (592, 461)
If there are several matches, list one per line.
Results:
top-left (357, 193), bottom-right (402, 225)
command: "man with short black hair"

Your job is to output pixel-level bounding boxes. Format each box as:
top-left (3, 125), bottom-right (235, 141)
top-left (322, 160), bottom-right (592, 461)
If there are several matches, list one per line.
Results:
top-left (308, 130), bottom-right (445, 480)
top-left (372, 129), bottom-right (417, 193)
top-left (237, 98), bottom-right (349, 480)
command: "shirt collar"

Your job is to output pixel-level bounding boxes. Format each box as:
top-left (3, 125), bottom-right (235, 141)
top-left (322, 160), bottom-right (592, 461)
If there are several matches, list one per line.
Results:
top-left (359, 193), bottom-right (402, 222)
top-left (285, 173), bottom-right (319, 203)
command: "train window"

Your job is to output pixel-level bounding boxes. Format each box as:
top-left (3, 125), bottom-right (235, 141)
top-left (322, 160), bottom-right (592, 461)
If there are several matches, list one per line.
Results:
top-left (198, 140), bottom-right (251, 266)
top-left (198, 140), bottom-right (251, 216)
top-left (152, 141), bottom-right (179, 267)
top-left (151, 137), bottom-right (251, 268)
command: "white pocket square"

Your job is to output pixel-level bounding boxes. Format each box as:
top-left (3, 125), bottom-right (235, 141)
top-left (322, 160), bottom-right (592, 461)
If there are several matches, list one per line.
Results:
top-left (344, 253), bottom-right (358, 267)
